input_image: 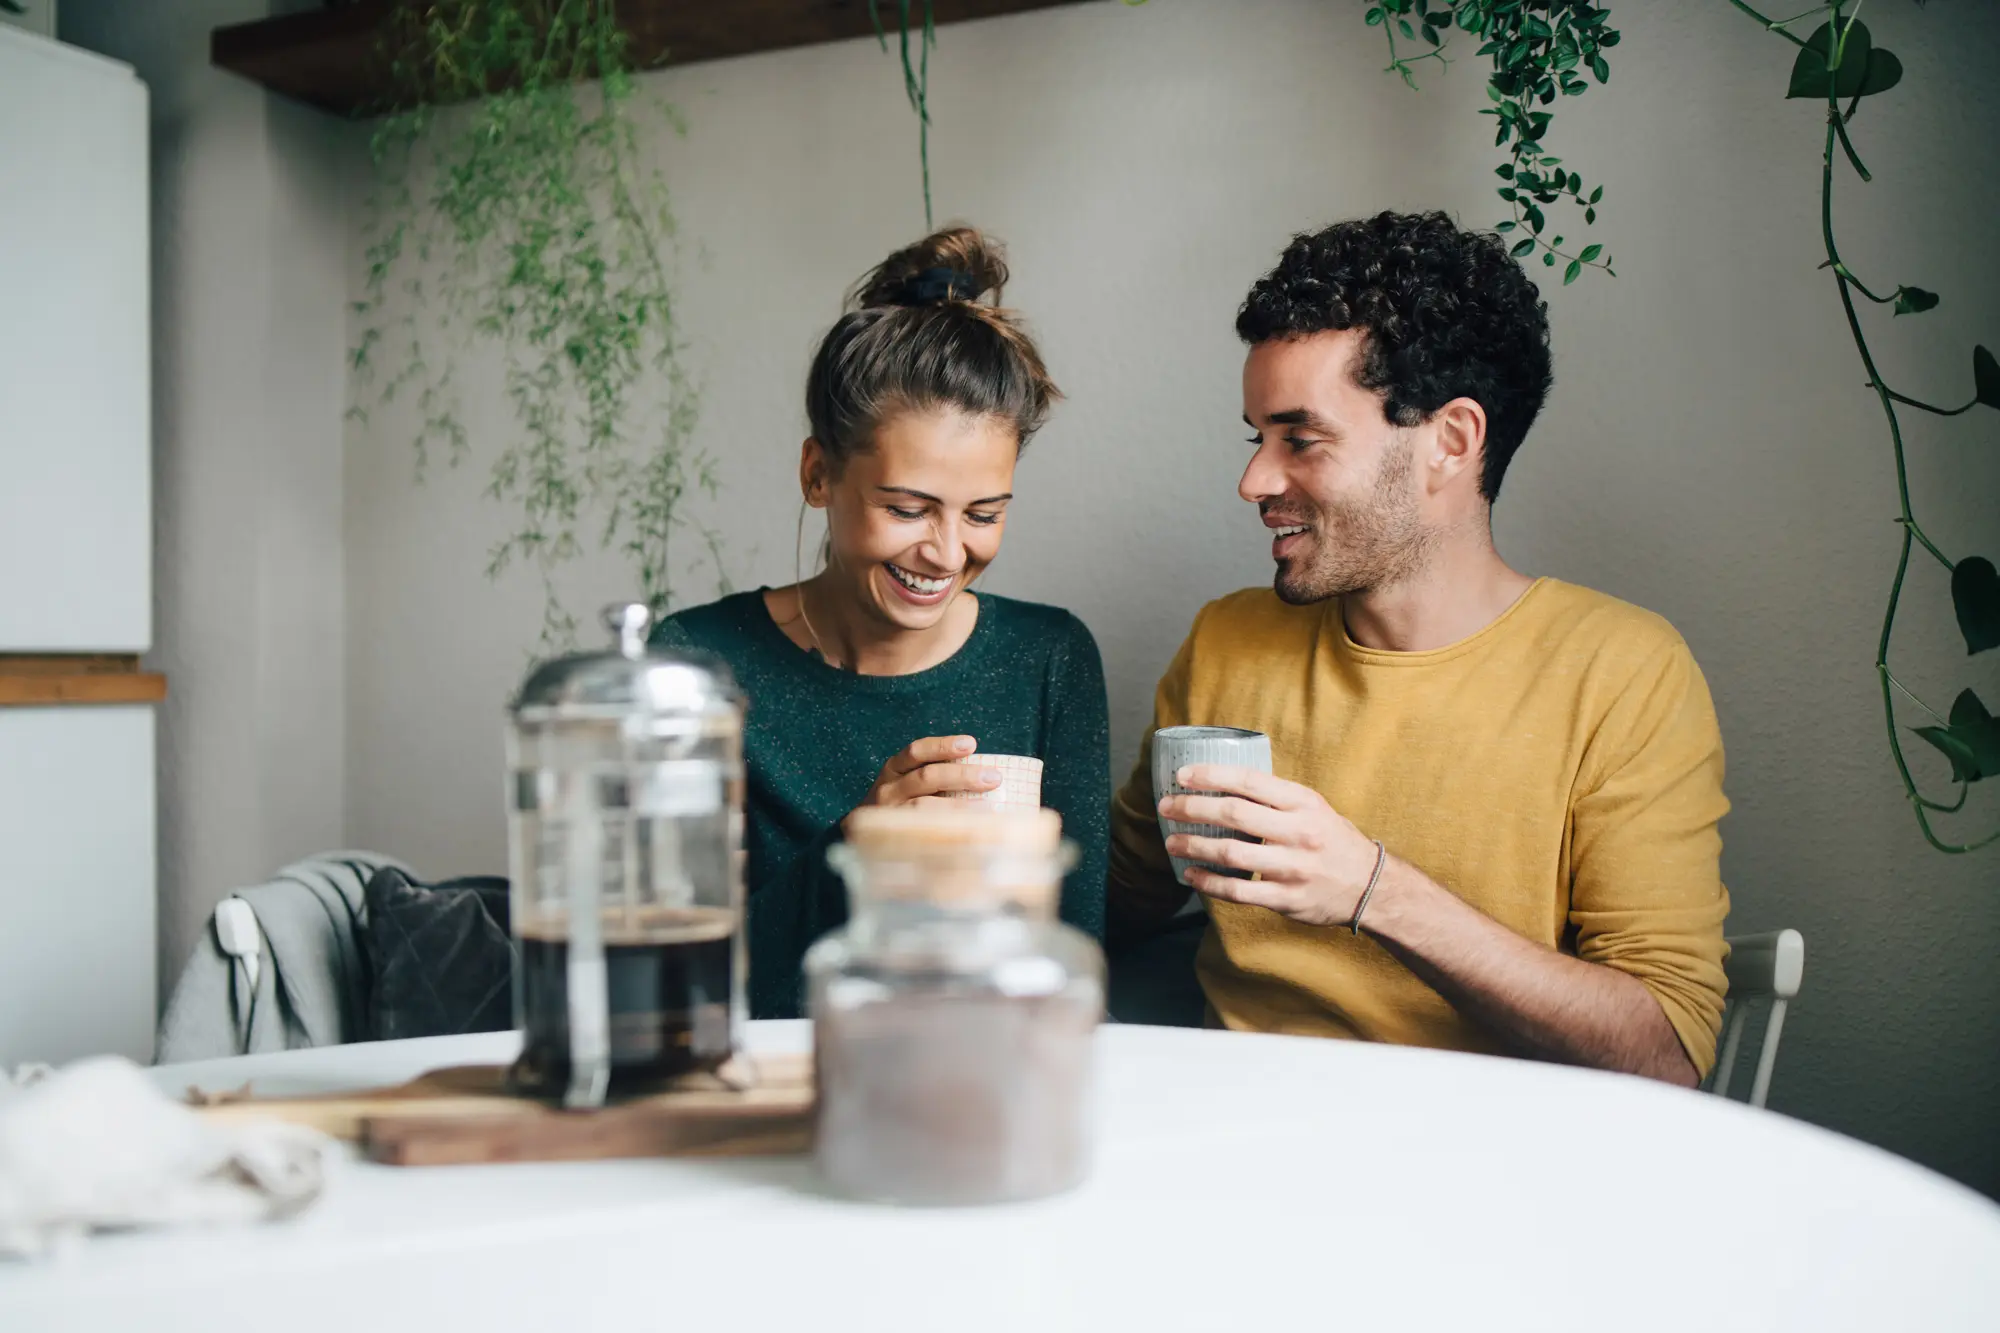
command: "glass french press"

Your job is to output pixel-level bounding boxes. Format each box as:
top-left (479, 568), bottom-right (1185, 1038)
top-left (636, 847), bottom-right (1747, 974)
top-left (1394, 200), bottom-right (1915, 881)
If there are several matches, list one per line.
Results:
top-left (504, 604), bottom-right (747, 1107)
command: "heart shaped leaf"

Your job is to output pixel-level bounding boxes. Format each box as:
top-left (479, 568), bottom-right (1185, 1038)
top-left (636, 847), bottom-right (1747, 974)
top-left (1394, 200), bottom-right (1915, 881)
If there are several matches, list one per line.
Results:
top-left (1913, 690), bottom-right (2000, 783)
top-left (1893, 286), bottom-right (1939, 316)
top-left (1787, 22), bottom-right (1902, 100)
top-left (1914, 724), bottom-right (1982, 783)
top-left (1975, 345), bottom-right (2000, 409)
top-left (1952, 556), bottom-right (2000, 655)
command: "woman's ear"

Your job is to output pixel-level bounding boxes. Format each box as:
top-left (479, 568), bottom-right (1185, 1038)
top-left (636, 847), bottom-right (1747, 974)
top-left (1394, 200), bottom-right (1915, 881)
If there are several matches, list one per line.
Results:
top-left (800, 437), bottom-right (830, 509)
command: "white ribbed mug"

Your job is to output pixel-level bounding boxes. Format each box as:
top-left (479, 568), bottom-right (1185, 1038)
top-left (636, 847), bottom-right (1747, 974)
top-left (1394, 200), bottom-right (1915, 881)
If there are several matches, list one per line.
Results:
top-left (1151, 726), bottom-right (1273, 886)
top-left (946, 753), bottom-right (1044, 811)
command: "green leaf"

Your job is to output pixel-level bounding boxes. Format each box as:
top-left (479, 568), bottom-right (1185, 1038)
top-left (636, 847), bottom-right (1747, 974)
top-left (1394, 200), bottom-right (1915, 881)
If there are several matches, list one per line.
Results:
top-left (1953, 556), bottom-right (2000, 654)
top-left (1914, 725), bottom-right (1983, 784)
top-left (1496, 163), bottom-right (1515, 179)
top-left (1398, 17), bottom-right (1416, 39)
top-left (1914, 690), bottom-right (2000, 783)
top-left (1568, 171), bottom-right (1582, 193)
top-left (1511, 237), bottom-right (1536, 257)
top-left (1579, 243), bottom-right (1603, 263)
top-left (1859, 50), bottom-right (1905, 97)
top-left (1787, 22), bottom-right (1904, 100)
top-left (1496, 220), bottom-right (1517, 232)
top-left (1950, 690), bottom-right (2000, 775)
top-left (1551, 235), bottom-right (1565, 247)
top-left (1589, 185), bottom-right (1604, 205)
top-left (1543, 252), bottom-right (1556, 267)
top-left (1974, 345), bottom-right (2000, 409)
top-left (1585, 207), bottom-right (1596, 224)
top-left (1591, 54), bottom-right (1610, 82)
top-left (1564, 259), bottom-right (1582, 285)
top-left (1366, 7), bottom-right (1386, 26)
top-left (1424, 22), bottom-right (1441, 46)
top-left (1892, 286), bottom-right (1940, 316)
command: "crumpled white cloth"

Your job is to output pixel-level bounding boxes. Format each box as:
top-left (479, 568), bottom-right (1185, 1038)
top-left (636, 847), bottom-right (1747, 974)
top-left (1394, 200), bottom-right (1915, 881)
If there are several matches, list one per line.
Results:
top-left (0, 1057), bottom-right (331, 1260)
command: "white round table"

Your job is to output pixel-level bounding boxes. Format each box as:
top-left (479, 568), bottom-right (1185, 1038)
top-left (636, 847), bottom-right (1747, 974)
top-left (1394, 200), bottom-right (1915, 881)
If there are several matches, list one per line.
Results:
top-left (3, 1021), bottom-right (1996, 1331)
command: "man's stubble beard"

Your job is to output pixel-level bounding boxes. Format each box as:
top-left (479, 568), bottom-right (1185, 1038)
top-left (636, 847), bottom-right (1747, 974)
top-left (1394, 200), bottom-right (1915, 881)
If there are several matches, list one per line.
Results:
top-left (1274, 442), bottom-right (1436, 606)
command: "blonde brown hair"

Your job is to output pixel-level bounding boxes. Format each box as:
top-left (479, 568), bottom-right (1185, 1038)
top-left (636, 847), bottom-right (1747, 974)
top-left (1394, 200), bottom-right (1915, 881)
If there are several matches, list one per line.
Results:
top-left (804, 226), bottom-right (1061, 474)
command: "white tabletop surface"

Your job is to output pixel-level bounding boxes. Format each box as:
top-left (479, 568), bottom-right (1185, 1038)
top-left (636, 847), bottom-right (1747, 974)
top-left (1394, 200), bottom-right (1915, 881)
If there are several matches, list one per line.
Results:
top-left (3, 1020), bottom-right (1997, 1332)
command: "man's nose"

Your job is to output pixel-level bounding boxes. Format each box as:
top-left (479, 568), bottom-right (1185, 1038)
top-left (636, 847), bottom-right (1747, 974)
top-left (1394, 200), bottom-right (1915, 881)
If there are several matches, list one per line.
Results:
top-left (1239, 438), bottom-right (1284, 506)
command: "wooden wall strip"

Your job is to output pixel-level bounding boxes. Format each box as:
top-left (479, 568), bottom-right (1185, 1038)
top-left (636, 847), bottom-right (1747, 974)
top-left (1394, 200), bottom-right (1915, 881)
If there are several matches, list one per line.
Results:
top-left (0, 656), bottom-right (166, 707)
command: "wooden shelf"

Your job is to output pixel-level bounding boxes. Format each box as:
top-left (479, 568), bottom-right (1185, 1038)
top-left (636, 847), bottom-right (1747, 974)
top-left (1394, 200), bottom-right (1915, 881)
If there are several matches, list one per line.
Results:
top-left (0, 655), bottom-right (167, 708)
top-left (212, 0), bottom-right (1096, 119)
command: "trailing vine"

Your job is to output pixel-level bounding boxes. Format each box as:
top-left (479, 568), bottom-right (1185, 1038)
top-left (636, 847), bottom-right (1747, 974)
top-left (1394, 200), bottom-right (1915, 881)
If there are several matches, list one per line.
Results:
top-left (1724, 0), bottom-right (2000, 852)
top-left (350, 0), bottom-right (720, 649)
top-left (1366, 1), bottom-right (1620, 284)
top-left (868, 1), bottom-right (940, 228)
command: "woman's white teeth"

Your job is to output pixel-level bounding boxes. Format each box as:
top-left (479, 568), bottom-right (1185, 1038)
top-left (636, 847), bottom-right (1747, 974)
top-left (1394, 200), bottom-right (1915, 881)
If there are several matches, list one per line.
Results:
top-left (887, 564), bottom-right (952, 594)
top-left (1275, 525), bottom-right (1309, 538)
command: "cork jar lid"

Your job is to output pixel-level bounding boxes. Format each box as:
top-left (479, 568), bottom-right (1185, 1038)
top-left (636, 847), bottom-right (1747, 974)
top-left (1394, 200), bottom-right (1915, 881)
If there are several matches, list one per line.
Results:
top-left (837, 807), bottom-right (1069, 910)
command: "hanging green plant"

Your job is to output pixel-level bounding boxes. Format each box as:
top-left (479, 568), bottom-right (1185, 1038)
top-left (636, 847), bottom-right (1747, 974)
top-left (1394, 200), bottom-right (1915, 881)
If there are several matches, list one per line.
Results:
top-left (1363, 1), bottom-right (1619, 284)
top-left (349, 0), bottom-right (720, 648)
top-left (869, 1), bottom-right (941, 228)
top-left (1725, 0), bottom-right (1998, 852)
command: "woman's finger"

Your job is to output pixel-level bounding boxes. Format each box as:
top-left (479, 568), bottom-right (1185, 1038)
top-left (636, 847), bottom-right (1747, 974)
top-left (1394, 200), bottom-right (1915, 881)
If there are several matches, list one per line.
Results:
top-left (1166, 832), bottom-right (1289, 878)
top-left (891, 761), bottom-right (1001, 802)
top-left (1175, 764), bottom-right (1312, 811)
top-left (1157, 793), bottom-right (1292, 842)
top-left (884, 735), bottom-right (977, 777)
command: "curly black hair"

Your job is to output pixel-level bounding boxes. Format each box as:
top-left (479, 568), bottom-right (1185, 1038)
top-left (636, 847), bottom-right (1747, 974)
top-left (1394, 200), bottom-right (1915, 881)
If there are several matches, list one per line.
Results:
top-left (1235, 211), bottom-right (1552, 503)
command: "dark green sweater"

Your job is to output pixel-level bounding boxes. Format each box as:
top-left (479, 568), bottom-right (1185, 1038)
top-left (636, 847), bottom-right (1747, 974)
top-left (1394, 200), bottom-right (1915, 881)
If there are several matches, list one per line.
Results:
top-left (651, 590), bottom-right (1109, 1018)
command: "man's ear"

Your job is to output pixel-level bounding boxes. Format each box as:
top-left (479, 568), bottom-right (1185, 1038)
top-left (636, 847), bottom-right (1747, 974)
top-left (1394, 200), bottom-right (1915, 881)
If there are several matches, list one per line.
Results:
top-left (1427, 397), bottom-right (1488, 494)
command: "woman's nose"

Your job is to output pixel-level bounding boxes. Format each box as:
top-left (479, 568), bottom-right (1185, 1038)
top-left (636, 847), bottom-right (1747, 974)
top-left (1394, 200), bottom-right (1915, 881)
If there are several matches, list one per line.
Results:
top-left (923, 517), bottom-right (966, 571)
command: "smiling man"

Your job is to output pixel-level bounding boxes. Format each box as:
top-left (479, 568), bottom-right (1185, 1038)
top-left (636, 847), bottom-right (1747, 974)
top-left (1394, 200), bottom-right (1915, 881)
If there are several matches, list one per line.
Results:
top-left (1107, 211), bottom-right (1731, 1086)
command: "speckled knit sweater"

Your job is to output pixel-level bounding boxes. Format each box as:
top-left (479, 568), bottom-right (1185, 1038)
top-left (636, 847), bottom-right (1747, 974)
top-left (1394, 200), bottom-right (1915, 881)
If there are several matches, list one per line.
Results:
top-left (651, 589), bottom-right (1109, 1018)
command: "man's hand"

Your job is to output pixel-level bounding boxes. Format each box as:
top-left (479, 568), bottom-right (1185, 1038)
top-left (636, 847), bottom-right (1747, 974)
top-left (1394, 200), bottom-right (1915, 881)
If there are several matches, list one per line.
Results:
top-left (1158, 764), bottom-right (1382, 929)
top-left (1161, 764), bottom-right (1700, 1088)
top-left (849, 735), bottom-right (1000, 825)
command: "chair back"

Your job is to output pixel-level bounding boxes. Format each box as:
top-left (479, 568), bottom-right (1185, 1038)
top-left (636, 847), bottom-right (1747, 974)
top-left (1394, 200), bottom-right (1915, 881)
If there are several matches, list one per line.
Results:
top-left (1707, 928), bottom-right (1805, 1109)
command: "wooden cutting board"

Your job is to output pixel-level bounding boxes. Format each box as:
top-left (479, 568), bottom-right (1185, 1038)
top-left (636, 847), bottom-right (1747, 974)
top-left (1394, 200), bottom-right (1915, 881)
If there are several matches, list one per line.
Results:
top-left (189, 1054), bottom-right (813, 1167)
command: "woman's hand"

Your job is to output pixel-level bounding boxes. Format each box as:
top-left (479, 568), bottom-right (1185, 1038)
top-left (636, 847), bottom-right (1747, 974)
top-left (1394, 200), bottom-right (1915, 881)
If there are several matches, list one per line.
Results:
top-left (849, 735), bottom-right (1001, 821)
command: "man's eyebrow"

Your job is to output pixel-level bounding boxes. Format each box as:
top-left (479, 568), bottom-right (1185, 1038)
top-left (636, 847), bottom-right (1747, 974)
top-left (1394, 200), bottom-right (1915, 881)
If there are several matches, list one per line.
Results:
top-left (1247, 409), bottom-right (1338, 432)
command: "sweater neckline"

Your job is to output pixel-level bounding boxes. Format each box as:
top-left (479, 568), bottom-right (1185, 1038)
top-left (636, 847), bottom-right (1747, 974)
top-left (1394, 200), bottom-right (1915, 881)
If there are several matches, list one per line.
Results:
top-left (743, 586), bottom-right (998, 695)
top-left (1330, 577), bottom-right (1553, 668)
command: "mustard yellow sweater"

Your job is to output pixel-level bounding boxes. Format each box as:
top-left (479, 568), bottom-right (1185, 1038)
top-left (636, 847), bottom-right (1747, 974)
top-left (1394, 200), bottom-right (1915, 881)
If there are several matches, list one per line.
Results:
top-left (1108, 579), bottom-right (1732, 1076)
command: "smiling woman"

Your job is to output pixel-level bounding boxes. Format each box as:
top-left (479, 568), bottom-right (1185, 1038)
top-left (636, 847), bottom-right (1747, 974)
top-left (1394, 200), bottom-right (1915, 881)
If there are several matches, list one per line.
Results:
top-left (650, 228), bottom-right (1110, 1018)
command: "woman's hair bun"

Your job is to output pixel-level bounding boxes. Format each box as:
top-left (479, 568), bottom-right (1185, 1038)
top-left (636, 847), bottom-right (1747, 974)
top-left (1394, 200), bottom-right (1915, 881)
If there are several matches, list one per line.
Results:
top-left (852, 225), bottom-right (1010, 310)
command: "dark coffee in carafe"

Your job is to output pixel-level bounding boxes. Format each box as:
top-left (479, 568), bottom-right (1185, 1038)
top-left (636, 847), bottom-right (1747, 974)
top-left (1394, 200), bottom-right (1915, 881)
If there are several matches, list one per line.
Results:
top-left (510, 904), bottom-right (736, 1098)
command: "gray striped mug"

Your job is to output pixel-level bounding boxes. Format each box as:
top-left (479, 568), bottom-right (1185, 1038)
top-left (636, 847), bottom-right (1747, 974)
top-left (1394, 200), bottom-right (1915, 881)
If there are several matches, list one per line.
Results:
top-left (1151, 726), bottom-right (1273, 886)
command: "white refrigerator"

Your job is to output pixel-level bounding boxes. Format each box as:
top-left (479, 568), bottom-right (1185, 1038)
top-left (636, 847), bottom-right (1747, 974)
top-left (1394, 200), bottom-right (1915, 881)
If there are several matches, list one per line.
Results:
top-left (0, 23), bottom-right (157, 1065)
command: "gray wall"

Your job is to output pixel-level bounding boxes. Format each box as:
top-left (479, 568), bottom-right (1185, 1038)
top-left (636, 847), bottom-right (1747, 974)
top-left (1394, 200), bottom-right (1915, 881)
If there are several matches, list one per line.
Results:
top-left (346, 0), bottom-right (2000, 1193)
top-left (76, 0), bottom-right (2000, 1192)
top-left (61, 0), bottom-right (351, 1006)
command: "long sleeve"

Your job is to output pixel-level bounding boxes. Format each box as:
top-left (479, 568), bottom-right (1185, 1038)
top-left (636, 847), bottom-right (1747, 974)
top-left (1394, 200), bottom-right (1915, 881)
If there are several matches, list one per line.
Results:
top-left (1039, 616), bottom-right (1111, 939)
top-left (1106, 617), bottom-right (1200, 944)
top-left (1567, 640), bottom-right (1733, 1078)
